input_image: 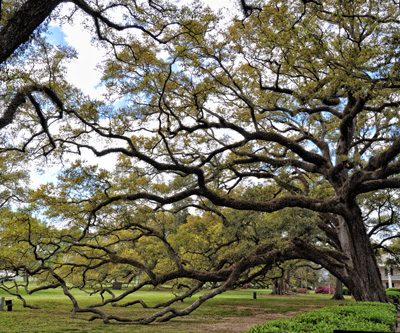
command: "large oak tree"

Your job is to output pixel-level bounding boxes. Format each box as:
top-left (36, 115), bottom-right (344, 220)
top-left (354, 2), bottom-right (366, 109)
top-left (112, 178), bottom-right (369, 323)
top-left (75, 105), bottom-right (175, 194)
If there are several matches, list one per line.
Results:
top-left (1, 0), bottom-right (400, 324)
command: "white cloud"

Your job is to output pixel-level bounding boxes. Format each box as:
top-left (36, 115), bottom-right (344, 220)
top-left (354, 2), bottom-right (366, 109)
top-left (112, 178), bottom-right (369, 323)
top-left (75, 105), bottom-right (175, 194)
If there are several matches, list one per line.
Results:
top-left (178, 0), bottom-right (233, 11)
top-left (60, 15), bottom-right (107, 98)
top-left (200, 0), bottom-right (232, 11)
top-left (30, 165), bottom-right (61, 188)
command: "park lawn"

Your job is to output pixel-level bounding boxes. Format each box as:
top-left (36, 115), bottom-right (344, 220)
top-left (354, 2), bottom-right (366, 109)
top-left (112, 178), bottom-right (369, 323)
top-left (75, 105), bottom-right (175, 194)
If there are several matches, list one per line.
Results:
top-left (0, 288), bottom-right (345, 333)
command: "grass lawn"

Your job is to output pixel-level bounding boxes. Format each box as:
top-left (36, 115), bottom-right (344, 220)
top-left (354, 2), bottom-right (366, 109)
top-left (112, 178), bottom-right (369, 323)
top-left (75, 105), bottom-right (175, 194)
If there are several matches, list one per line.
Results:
top-left (0, 288), bottom-right (347, 333)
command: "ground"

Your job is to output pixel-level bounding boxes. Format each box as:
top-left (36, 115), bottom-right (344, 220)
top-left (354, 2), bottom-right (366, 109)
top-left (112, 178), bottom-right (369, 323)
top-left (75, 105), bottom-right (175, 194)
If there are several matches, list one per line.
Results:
top-left (196, 310), bottom-right (300, 332)
top-left (0, 288), bottom-right (346, 333)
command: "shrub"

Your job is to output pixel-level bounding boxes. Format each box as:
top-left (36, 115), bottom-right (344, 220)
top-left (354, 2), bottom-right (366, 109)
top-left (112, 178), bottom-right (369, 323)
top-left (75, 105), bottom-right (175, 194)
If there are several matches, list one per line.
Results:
top-left (246, 302), bottom-right (396, 333)
top-left (386, 289), bottom-right (400, 303)
top-left (295, 288), bottom-right (308, 294)
top-left (386, 287), bottom-right (400, 293)
top-left (386, 290), bottom-right (400, 297)
top-left (315, 286), bottom-right (334, 294)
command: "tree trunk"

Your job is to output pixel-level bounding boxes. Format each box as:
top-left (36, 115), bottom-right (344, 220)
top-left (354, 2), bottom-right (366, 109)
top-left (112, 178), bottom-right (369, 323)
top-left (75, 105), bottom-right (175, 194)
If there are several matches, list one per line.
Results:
top-left (271, 278), bottom-right (285, 295)
top-left (332, 278), bottom-right (344, 300)
top-left (337, 208), bottom-right (387, 302)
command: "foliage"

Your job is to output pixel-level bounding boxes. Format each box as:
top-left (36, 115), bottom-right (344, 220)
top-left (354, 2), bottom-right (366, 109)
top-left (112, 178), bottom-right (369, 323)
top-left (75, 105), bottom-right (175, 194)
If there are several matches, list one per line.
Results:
top-left (246, 302), bottom-right (396, 333)
top-left (0, 152), bottom-right (28, 207)
top-left (385, 289), bottom-right (400, 303)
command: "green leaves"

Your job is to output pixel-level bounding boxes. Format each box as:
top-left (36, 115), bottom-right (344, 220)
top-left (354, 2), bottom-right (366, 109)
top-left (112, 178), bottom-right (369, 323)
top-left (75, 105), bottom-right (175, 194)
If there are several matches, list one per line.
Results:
top-left (247, 302), bottom-right (396, 333)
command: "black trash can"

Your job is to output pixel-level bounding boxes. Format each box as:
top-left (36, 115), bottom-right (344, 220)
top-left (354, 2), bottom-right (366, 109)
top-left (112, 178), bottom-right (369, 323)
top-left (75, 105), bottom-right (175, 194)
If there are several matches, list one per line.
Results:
top-left (5, 300), bottom-right (12, 311)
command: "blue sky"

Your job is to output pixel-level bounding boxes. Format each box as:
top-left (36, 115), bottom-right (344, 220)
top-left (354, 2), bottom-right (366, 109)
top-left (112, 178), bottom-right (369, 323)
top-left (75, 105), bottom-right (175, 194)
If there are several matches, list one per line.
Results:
top-left (46, 26), bottom-right (68, 46)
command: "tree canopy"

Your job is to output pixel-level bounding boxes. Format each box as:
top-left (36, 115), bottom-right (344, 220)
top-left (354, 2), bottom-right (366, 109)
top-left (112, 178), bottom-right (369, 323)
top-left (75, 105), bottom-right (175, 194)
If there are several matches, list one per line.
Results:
top-left (1, 0), bottom-right (400, 324)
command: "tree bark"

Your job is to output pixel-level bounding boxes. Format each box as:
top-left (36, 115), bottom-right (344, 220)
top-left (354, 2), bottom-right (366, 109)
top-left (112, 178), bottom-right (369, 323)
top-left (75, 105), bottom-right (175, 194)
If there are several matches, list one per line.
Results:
top-left (0, 0), bottom-right (62, 64)
top-left (295, 209), bottom-right (387, 302)
top-left (332, 278), bottom-right (344, 300)
top-left (271, 278), bottom-right (286, 295)
top-left (337, 207), bottom-right (386, 302)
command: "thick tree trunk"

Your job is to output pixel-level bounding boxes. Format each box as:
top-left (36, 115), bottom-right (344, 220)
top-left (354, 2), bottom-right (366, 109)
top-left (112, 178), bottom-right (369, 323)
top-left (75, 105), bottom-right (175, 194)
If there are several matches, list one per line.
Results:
top-left (271, 278), bottom-right (286, 295)
top-left (337, 208), bottom-right (386, 302)
top-left (294, 209), bottom-right (386, 302)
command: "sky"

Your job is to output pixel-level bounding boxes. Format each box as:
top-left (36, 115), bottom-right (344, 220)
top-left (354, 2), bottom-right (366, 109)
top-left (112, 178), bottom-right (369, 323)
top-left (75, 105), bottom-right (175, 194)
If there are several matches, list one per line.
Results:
top-left (46, 22), bottom-right (106, 98)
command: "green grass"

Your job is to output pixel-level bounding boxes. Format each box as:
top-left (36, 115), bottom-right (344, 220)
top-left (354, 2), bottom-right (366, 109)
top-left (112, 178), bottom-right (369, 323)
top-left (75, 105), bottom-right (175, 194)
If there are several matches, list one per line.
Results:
top-left (0, 288), bottom-right (346, 333)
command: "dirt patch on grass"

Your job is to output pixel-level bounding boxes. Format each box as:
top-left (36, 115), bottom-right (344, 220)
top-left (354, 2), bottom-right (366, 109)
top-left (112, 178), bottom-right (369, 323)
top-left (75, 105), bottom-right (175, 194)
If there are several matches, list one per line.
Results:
top-left (193, 305), bottom-right (324, 333)
top-left (193, 312), bottom-right (295, 333)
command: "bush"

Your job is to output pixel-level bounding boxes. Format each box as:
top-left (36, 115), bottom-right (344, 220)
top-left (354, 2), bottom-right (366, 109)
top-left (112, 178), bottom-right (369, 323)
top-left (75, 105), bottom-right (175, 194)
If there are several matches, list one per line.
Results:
top-left (315, 286), bottom-right (334, 294)
top-left (295, 288), bottom-right (308, 294)
top-left (386, 287), bottom-right (400, 293)
top-left (246, 302), bottom-right (396, 333)
top-left (386, 290), bottom-right (400, 297)
top-left (386, 289), bottom-right (400, 303)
